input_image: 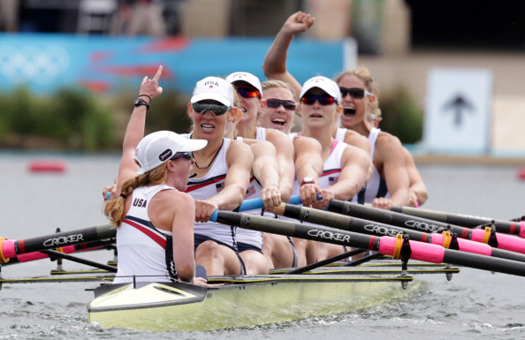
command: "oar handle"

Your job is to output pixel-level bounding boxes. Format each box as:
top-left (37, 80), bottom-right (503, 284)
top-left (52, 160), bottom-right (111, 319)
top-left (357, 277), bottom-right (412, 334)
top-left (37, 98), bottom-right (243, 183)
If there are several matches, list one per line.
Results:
top-left (210, 195), bottom-right (302, 222)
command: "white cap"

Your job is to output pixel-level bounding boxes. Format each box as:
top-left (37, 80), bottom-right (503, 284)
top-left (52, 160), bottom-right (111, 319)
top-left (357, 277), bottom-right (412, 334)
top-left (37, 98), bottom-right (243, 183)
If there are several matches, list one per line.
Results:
top-left (134, 131), bottom-right (207, 175)
top-left (299, 76), bottom-right (342, 104)
top-left (190, 76), bottom-right (234, 107)
top-left (226, 72), bottom-right (263, 94)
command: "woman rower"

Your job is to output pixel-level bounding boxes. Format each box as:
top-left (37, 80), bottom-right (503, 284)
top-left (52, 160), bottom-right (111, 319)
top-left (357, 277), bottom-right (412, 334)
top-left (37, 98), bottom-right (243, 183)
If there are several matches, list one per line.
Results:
top-left (104, 66), bottom-right (207, 285)
top-left (225, 72), bottom-right (297, 271)
top-left (257, 79), bottom-right (324, 266)
top-left (184, 76), bottom-right (254, 276)
top-left (369, 108), bottom-right (428, 207)
top-left (291, 76), bottom-right (370, 262)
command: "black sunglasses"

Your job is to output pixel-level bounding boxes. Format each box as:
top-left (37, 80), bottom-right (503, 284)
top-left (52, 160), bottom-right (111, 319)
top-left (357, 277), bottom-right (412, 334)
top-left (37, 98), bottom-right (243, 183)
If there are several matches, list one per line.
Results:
top-left (266, 98), bottom-right (296, 110)
top-left (236, 87), bottom-right (261, 99)
top-left (339, 87), bottom-right (371, 99)
top-left (170, 152), bottom-right (192, 161)
top-left (192, 103), bottom-right (230, 116)
top-left (300, 94), bottom-right (338, 106)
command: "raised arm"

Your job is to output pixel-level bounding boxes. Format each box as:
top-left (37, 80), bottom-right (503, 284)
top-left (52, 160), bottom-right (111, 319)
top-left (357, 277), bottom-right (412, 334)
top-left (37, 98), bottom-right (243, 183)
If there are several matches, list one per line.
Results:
top-left (262, 11), bottom-right (315, 101)
top-left (314, 145), bottom-right (370, 210)
top-left (266, 129), bottom-right (295, 203)
top-left (293, 136), bottom-right (323, 207)
top-left (115, 65), bottom-right (164, 194)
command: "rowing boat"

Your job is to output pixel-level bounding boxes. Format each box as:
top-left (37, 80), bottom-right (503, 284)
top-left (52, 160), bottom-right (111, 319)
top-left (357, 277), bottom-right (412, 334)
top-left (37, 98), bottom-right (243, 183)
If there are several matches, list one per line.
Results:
top-left (87, 261), bottom-right (454, 332)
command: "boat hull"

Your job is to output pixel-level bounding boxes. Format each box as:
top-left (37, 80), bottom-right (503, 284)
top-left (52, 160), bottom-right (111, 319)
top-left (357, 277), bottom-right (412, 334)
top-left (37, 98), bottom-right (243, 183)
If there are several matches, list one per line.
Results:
top-left (88, 274), bottom-right (417, 332)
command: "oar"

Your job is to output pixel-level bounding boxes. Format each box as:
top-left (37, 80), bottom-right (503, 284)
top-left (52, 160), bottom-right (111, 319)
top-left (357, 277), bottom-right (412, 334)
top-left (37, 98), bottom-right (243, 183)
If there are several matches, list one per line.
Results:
top-left (2, 239), bottom-right (115, 267)
top-left (211, 210), bottom-right (525, 277)
top-left (271, 203), bottom-right (525, 263)
top-left (389, 204), bottom-right (525, 238)
top-left (0, 196), bottom-right (302, 264)
top-left (0, 225), bottom-right (116, 263)
top-left (327, 199), bottom-right (525, 256)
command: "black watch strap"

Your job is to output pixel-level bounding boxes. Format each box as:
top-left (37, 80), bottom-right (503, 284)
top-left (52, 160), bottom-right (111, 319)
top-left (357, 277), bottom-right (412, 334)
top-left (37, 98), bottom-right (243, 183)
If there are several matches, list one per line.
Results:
top-left (134, 97), bottom-right (150, 110)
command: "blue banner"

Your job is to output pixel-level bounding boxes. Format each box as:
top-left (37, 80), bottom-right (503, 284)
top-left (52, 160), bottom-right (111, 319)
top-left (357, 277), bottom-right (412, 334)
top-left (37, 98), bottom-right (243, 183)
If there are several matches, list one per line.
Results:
top-left (0, 34), bottom-right (345, 95)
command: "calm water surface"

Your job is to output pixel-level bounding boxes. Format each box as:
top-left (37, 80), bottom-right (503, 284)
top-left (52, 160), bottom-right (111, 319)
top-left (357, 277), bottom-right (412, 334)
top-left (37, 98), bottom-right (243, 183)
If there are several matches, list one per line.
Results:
top-left (1, 153), bottom-right (525, 340)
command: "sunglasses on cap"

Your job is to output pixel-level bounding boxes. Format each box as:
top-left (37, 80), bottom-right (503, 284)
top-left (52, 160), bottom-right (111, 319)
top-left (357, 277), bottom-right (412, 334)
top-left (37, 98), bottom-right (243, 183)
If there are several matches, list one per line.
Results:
top-left (266, 98), bottom-right (296, 110)
top-left (236, 88), bottom-right (261, 99)
top-left (192, 103), bottom-right (230, 116)
top-left (300, 94), bottom-right (338, 106)
top-left (339, 87), bottom-right (372, 99)
top-left (170, 152), bottom-right (192, 161)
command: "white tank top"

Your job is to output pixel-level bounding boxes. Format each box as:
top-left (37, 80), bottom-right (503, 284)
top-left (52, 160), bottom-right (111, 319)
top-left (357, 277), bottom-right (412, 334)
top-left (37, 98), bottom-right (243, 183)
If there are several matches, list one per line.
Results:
top-left (185, 137), bottom-right (238, 249)
top-left (114, 185), bottom-right (177, 284)
top-left (364, 127), bottom-right (390, 203)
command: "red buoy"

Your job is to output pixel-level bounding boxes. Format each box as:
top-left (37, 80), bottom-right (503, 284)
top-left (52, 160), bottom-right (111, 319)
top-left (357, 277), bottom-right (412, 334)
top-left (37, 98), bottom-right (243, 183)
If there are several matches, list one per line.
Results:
top-left (28, 160), bottom-right (67, 173)
top-left (518, 166), bottom-right (525, 180)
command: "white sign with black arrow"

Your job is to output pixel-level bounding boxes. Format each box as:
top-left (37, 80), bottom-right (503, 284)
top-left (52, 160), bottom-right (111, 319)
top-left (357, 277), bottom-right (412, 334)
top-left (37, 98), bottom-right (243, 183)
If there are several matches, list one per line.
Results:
top-left (423, 67), bottom-right (493, 155)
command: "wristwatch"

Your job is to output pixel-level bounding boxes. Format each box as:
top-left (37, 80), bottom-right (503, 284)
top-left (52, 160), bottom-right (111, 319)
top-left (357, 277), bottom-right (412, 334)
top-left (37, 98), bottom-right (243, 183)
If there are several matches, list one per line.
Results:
top-left (134, 97), bottom-right (150, 110)
top-left (300, 177), bottom-right (315, 186)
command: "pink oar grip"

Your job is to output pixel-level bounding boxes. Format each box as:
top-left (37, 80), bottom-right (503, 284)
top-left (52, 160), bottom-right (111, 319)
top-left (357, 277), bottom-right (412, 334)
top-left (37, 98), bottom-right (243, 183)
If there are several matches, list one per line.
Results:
top-left (1, 239), bottom-right (16, 259)
top-left (378, 237), bottom-right (445, 263)
top-left (470, 229), bottom-right (525, 254)
top-left (429, 234), bottom-right (492, 256)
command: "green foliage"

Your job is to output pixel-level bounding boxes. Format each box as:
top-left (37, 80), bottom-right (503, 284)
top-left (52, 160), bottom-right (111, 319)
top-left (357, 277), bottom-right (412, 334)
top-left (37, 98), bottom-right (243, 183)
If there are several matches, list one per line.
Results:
top-left (378, 86), bottom-right (423, 144)
top-left (112, 88), bottom-right (191, 136)
top-left (0, 86), bottom-right (116, 151)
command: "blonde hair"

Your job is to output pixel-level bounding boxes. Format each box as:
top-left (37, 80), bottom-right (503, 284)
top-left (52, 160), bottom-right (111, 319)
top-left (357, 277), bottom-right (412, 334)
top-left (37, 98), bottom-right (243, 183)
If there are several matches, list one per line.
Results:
top-left (261, 79), bottom-right (296, 99)
top-left (103, 163), bottom-right (169, 227)
top-left (335, 67), bottom-right (380, 119)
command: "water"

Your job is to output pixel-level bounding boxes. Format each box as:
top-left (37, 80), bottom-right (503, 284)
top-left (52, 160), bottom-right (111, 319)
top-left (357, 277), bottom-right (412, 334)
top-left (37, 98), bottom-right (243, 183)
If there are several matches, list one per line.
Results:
top-left (1, 153), bottom-right (525, 339)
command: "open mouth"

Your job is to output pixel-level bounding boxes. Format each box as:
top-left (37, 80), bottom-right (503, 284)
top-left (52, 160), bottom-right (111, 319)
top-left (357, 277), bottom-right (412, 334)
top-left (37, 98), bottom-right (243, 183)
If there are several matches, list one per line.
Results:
top-left (343, 107), bottom-right (356, 117)
top-left (201, 124), bottom-right (215, 131)
top-left (271, 118), bottom-right (286, 126)
top-left (310, 113), bottom-right (323, 118)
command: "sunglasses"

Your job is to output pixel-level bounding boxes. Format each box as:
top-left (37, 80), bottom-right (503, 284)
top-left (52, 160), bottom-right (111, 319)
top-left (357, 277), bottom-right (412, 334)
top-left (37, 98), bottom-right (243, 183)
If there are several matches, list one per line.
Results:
top-left (170, 152), bottom-right (192, 161)
top-left (339, 87), bottom-right (372, 99)
top-left (192, 103), bottom-right (230, 116)
top-left (300, 94), bottom-right (338, 106)
top-left (236, 88), bottom-right (261, 99)
top-left (266, 98), bottom-right (296, 110)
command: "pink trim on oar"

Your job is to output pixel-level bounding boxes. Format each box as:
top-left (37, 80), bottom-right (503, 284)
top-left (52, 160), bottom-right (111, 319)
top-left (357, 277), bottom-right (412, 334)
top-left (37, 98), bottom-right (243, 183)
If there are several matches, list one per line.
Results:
top-left (430, 233), bottom-right (493, 256)
top-left (378, 236), bottom-right (446, 263)
top-left (470, 229), bottom-right (525, 254)
top-left (520, 222), bottom-right (525, 239)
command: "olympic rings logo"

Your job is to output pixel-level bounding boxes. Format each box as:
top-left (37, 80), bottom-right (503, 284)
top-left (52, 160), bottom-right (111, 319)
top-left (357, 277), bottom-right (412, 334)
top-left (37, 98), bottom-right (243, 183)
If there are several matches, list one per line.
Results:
top-left (0, 44), bottom-right (70, 85)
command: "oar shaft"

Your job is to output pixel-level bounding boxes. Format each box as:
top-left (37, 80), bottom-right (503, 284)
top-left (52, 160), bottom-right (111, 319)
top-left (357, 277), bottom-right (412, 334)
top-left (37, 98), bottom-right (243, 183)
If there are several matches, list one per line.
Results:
top-left (279, 203), bottom-right (525, 263)
top-left (390, 204), bottom-right (525, 238)
top-left (1, 225), bottom-right (115, 260)
top-left (215, 211), bottom-right (525, 277)
top-left (328, 200), bottom-right (525, 256)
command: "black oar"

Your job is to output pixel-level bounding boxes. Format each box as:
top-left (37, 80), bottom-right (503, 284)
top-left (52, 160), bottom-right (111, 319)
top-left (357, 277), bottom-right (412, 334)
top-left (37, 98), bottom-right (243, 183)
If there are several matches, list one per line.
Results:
top-left (327, 199), bottom-right (525, 256)
top-left (212, 210), bottom-right (525, 277)
top-left (273, 203), bottom-right (525, 263)
top-left (389, 204), bottom-right (525, 238)
top-left (2, 239), bottom-right (115, 267)
top-left (0, 225), bottom-right (115, 263)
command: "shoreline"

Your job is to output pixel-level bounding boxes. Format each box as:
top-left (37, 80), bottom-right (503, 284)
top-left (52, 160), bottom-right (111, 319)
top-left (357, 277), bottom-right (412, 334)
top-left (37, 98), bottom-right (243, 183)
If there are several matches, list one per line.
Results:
top-left (414, 154), bottom-right (525, 166)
